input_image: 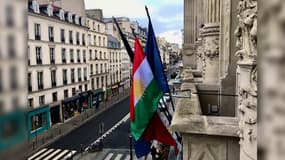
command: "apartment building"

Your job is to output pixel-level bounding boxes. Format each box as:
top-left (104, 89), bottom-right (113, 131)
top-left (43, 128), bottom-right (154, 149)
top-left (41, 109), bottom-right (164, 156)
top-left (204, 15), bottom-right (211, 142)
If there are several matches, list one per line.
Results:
top-left (86, 15), bottom-right (109, 102)
top-left (27, 0), bottom-right (90, 138)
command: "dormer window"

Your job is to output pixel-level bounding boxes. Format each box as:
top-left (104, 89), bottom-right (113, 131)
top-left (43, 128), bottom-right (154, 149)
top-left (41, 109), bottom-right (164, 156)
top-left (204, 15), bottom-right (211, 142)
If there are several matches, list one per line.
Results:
top-left (47, 5), bottom-right (53, 16)
top-left (80, 17), bottom-right (85, 26)
top-left (32, 0), bottom-right (40, 13)
top-left (59, 9), bottom-right (65, 20)
top-left (75, 15), bottom-right (79, 25)
top-left (68, 12), bottom-right (72, 22)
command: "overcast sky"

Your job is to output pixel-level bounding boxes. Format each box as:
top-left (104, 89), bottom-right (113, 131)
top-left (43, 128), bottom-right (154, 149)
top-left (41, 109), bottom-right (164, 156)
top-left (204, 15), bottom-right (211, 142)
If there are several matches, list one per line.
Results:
top-left (84, 0), bottom-right (183, 46)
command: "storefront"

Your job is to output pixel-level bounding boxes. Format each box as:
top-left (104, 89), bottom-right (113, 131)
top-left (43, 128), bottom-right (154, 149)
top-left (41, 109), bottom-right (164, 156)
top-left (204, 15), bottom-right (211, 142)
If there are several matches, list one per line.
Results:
top-left (119, 82), bottom-right (124, 93)
top-left (0, 110), bottom-right (26, 151)
top-left (111, 83), bottom-right (119, 96)
top-left (27, 105), bottom-right (50, 139)
top-left (62, 95), bottom-right (82, 121)
top-left (92, 89), bottom-right (104, 109)
top-left (50, 103), bottom-right (61, 126)
top-left (79, 91), bottom-right (93, 109)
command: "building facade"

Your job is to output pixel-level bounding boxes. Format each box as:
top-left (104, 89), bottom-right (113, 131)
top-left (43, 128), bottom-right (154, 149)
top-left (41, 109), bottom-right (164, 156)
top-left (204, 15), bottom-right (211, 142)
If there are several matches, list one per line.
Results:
top-left (86, 16), bottom-right (109, 102)
top-left (27, 0), bottom-right (90, 138)
top-left (171, 0), bottom-right (257, 160)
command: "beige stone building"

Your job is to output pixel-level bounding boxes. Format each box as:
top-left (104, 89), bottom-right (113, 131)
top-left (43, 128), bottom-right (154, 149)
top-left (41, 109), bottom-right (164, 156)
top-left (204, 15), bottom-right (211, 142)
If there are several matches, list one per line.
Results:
top-left (171, 0), bottom-right (257, 160)
top-left (27, 0), bottom-right (89, 133)
top-left (86, 14), bottom-right (109, 94)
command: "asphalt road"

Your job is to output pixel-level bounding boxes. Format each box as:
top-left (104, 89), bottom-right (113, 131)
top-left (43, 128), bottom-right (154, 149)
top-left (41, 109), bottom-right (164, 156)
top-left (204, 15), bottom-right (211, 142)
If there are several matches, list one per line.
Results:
top-left (48, 97), bottom-right (130, 151)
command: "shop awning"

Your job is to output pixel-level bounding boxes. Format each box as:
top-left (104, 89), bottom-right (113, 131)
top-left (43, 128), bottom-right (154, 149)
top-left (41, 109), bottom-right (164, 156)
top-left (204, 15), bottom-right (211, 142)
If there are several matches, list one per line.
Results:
top-left (92, 89), bottom-right (104, 95)
top-left (62, 95), bottom-right (81, 104)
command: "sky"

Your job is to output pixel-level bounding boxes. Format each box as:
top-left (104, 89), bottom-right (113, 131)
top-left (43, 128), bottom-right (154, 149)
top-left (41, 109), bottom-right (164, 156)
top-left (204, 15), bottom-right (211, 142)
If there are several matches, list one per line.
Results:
top-left (84, 0), bottom-right (183, 47)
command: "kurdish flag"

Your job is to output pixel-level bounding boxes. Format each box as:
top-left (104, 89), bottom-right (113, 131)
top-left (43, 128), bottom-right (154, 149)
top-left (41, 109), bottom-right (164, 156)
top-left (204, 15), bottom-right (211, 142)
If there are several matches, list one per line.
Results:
top-left (130, 37), bottom-right (163, 141)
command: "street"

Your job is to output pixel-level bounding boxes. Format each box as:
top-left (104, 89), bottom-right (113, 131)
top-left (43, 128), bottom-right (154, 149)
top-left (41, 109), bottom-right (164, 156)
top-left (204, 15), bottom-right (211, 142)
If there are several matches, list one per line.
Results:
top-left (27, 97), bottom-right (131, 160)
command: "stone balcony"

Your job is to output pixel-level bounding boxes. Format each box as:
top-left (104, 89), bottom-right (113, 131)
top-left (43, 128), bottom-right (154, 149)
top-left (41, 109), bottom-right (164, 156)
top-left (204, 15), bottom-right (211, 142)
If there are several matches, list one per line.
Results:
top-left (170, 68), bottom-right (240, 160)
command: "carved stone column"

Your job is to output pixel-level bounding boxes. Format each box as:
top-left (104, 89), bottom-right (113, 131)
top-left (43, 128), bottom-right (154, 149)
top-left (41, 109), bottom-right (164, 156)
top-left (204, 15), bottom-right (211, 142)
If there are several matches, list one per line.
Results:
top-left (195, 31), bottom-right (204, 73)
top-left (202, 23), bottom-right (220, 84)
top-left (201, 0), bottom-right (221, 84)
top-left (235, 0), bottom-right (257, 160)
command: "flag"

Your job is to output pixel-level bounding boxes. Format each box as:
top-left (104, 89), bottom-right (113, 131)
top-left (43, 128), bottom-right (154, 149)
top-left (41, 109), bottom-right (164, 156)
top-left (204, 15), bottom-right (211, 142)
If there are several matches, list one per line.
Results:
top-left (144, 8), bottom-right (170, 93)
top-left (130, 37), bottom-right (163, 140)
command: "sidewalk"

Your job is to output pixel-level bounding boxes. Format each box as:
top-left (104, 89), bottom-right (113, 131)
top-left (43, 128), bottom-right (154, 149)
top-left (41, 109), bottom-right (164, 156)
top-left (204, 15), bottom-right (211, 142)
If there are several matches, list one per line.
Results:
top-left (0, 91), bottom-right (130, 160)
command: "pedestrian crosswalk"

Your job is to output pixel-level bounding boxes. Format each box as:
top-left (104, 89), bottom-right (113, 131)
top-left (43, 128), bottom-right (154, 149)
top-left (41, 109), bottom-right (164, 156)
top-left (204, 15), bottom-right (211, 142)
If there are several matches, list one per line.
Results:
top-left (27, 148), bottom-right (77, 160)
top-left (102, 152), bottom-right (138, 160)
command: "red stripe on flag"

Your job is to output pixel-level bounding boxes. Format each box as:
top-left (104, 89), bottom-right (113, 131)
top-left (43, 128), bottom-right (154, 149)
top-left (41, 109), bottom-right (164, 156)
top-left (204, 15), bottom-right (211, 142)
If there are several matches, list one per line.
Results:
top-left (142, 113), bottom-right (178, 153)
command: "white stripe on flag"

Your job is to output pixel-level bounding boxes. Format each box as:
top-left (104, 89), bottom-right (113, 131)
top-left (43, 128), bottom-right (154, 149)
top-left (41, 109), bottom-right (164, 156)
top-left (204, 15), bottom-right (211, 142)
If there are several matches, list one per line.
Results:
top-left (133, 58), bottom-right (154, 106)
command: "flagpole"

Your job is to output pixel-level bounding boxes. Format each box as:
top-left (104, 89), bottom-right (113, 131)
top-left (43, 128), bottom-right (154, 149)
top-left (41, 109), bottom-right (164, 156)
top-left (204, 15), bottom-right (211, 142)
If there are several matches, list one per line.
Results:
top-left (145, 6), bottom-right (176, 112)
top-left (145, 5), bottom-right (182, 144)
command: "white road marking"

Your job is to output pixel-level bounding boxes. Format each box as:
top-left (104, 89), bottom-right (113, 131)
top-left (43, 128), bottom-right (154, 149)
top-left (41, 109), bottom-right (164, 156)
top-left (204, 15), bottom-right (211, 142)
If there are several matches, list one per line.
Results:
top-left (27, 148), bottom-right (48, 160)
top-left (104, 153), bottom-right (114, 160)
top-left (62, 150), bottom-right (77, 160)
top-left (34, 149), bottom-right (54, 160)
top-left (52, 150), bottom-right (69, 160)
top-left (85, 113), bottom-right (130, 151)
top-left (114, 154), bottom-right (123, 160)
top-left (124, 155), bottom-right (130, 160)
top-left (42, 149), bottom-right (61, 160)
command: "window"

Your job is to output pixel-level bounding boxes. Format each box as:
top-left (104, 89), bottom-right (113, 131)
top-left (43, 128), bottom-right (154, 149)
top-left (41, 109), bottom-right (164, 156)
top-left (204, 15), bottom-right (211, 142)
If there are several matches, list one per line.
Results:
top-left (28, 98), bottom-right (33, 108)
top-left (99, 51), bottom-right (102, 59)
top-left (6, 5), bottom-right (14, 27)
top-left (85, 84), bottom-right (88, 91)
top-left (61, 29), bottom-right (65, 43)
top-left (52, 92), bottom-right (57, 102)
top-left (64, 89), bottom-right (68, 98)
top-left (95, 50), bottom-right (98, 59)
top-left (96, 77), bottom-right (99, 89)
top-left (83, 50), bottom-right (86, 62)
top-left (8, 35), bottom-right (15, 58)
top-left (39, 95), bottom-right (45, 106)
top-left (95, 64), bottom-right (98, 74)
top-left (89, 50), bottom-right (92, 60)
top-left (36, 47), bottom-right (42, 64)
top-left (48, 26), bottom-right (54, 42)
top-left (62, 48), bottom-right (66, 63)
top-left (91, 78), bottom-right (94, 90)
top-left (63, 69), bottom-right (67, 85)
top-left (98, 36), bottom-right (101, 46)
top-left (28, 72), bottom-right (32, 92)
top-left (101, 77), bottom-right (104, 88)
top-left (10, 66), bottom-right (17, 90)
top-left (100, 64), bottom-right (103, 73)
top-left (98, 24), bottom-right (100, 32)
top-left (70, 49), bottom-right (74, 63)
top-left (84, 68), bottom-right (87, 80)
top-left (103, 37), bottom-right (105, 47)
top-left (94, 35), bottom-right (96, 46)
top-left (34, 23), bottom-right (41, 40)
top-left (50, 48), bottom-right (55, 64)
top-left (51, 70), bottom-right (56, 87)
top-left (37, 72), bottom-right (43, 90)
top-left (76, 32), bottom-right (80, 45)
top-left (105, 63), bottom-right (107, 72)
top-left (90, 64), bottom-right (93, 75)
top-left (78, 68), bottom-right (81, 82)
top-left (71, 69), bottom-right (75, 83)
top-left (69, 31), bottom-right (73, 44)
top-left (77, 50), bottom-right (81, 63)
top-left (82, 34), bottom-right (86, 45)
top-left (72, 88), bottom-right (76, 96)
top-left (28, 46), bottom-right (30, 65)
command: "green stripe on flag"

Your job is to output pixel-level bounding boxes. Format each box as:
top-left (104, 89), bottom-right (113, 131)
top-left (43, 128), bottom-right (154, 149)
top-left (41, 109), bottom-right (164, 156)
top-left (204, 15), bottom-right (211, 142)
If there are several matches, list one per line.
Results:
top-left (131, 79), bottom-right (163, 140)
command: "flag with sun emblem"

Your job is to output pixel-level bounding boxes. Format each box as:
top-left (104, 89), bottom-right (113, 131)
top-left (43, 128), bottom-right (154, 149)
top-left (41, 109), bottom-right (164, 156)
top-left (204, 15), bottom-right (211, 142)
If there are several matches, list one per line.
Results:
top-left (130, 37), bottom-right (163, 141)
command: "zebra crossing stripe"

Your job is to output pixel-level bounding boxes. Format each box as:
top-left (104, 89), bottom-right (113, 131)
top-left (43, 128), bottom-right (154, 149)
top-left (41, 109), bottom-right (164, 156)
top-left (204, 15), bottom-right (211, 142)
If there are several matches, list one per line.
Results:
top-left (104, 153), bottom-right (114, 160)
top-left (52, 149), bottom-right (69, 160)
top-left (62, 150), bottom-right (77, 160)
top-left (27, 148), bottom-right (48, 160)
top-left (42, 149), bottom-right (61, 160)
top-left (114, 154), bottom-right (123, 160)
top-left (34, 149), bottom-right (54, 160)
top-left (125, 155), bottom-right (130, 160)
